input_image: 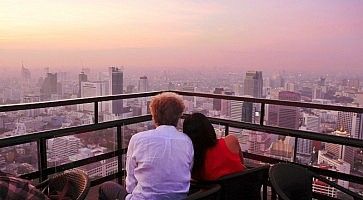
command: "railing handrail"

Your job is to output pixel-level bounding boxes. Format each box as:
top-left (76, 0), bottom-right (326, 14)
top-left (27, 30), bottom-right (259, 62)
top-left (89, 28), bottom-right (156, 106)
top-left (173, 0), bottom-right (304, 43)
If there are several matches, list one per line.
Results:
top-left (171, 90), bottom-right (363, 113)
top-left (1, 90), bottom-right (363, 189)
top-left (0, 91), bottom-right (163, 112)
top-left (1, 90), bottom-right (362, 113)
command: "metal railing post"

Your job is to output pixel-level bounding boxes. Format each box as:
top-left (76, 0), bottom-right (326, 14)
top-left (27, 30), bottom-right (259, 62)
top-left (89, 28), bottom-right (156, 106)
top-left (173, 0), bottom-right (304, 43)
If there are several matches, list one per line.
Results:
top-left (293, 137), bottom-right (298, 162)
top-left (116, 125), bottom-right (123, 185)
top-left (37, 138), bottom-right (47, 182)
top-left (225, 124), bottom-right (229, 136)
top-left (260, 103), bottom-right (265, 126)
top-left (94, 101), bottom-right (99, 124)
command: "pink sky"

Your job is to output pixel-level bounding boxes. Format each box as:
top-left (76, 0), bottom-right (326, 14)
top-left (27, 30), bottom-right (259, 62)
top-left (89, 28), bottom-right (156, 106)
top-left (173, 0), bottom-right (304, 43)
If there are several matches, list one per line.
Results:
top-left (1, 0), bottom-right (363, 72)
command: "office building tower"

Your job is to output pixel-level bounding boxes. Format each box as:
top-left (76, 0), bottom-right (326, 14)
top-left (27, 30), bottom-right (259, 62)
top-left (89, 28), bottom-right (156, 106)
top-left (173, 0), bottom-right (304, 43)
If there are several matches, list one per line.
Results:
top-left (319, 77), bottom-right (326, 86)
top-left (242, 101), bottom-right (253, 123)
top-left (230, 100), bottom-right (243, 121)
top-left (182, 84), bottom-right (196, 109)
top-left (23, 95), bottom-right (41, 117)
top-left (318, 145), bottom-right (351, 189)
top-left (297, 114), bottom-right (321, 160)
top-left (244, 71), bottom-right (263, 98)
top-left (80, 81), bottom-right (110, 113)
top-left (213, 88), bottom-right (224, 111)
top-left (267, 136), bottom-right (294, 162)
top-left (268, 91), bottom-right (301, 129)
top-left (221, 91), bottom-right (234, 117)
top-left (138, 76), bottom-right (149, 92)
top-left (312, 165), bottom-right (338, 198)
top-left (48, 136), bottom-right (81, 161)
top-left (313, 86), bottom-right (323, 99)
top-left (301, 86), bottom-right (313, 99)
top-left (323, 130), bottom-right (355, 170)
top-left (78, 72), bottom-right (88, 98)
top-left (245, 130), bottom-right (271, 155)
top-left (285, 82), bottom-right (295, 92)
top-left (40, 73), bottom-right (57, 100)
top-left (337, 111), bottom-right (363, 139)
top-left (109, 67), bottom-right (123, 115)
top-left (21, 64), bottom-right (31, 89)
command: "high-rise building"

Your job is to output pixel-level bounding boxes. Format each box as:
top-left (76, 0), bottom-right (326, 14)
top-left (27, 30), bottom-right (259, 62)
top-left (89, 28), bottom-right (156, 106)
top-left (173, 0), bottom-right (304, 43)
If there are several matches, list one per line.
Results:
top-left (48, 136), bottom-right (81, 161)
top-left (78, 72), bottom-right (88, 98)
top-left (337, 111), bottom-right (363, 139)
top-left (268, 91), bottom-right (301, 129)
top-left (244, 71), bottom-right (263, 98)
top-left (285, 82), bottom-right (295, 92)
top-left (230, 100), bottom-right (243, 121)
top-left (213, 88), bottom-right (224, 111)
top-left (241, 101), bottom-right (253, 123)
top-left (109, 67), bottom-right (123, 115)
top-left (323, 130), bottom-right (355, 170)
top-left (221, 91), bottom-right (234, 117)
top-left (301, 86), bottom-right (313, 99)
top-left (80, 81), bottom-right (110, 113)
top-left (267, 136), bottom-right (294, 162)
top-left (317, 148), bottom-right (351, 189)
top-left (138, 76), bottom-right (149, 92)
top-left (312, 164), bottom-right (338, 198)
top-left (23, 95), bottom-right (41, 117)
top-left (313, 86), bottom-right (323, 99)
top-left (21, 64), bottom-right (31, 89)
top-left (40, 73), bottom-right (57, 100)
top-left (297, 114), bottom-right (321, 160)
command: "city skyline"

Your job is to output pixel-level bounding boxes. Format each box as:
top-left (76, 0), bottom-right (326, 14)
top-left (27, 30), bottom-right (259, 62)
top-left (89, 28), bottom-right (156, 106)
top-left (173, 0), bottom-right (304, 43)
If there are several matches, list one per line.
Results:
top-left (1, 1), bottom-right (363, 72)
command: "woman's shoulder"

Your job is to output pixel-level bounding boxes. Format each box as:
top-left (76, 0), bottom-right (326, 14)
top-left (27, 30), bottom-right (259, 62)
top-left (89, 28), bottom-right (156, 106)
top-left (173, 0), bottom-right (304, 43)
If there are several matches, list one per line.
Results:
top-left (223, 135), bottom-right (240, 154)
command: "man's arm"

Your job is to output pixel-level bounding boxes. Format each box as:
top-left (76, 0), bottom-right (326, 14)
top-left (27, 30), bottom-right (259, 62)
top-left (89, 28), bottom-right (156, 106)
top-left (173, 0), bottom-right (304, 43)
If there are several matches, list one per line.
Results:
top-left (125, 136), bottom-right (137, 193)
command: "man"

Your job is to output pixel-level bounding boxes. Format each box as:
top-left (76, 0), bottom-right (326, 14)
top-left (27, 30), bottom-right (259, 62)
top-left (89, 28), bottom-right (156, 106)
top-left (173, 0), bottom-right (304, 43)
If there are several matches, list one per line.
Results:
top-left (99, 92), bottom-right (194, 200)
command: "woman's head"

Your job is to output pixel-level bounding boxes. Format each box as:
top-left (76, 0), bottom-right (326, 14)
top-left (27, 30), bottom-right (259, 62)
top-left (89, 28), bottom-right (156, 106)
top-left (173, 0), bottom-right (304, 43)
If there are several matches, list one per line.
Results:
top-left (149, 92), bottom-right (185, 127)
top-left (183, 112), bottom-right (217, 175)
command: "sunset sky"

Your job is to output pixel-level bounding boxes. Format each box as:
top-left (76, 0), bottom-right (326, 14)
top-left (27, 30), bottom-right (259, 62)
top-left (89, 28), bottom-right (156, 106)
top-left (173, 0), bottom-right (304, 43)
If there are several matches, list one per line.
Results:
top-left (1, 0), bottom-right (363, 72)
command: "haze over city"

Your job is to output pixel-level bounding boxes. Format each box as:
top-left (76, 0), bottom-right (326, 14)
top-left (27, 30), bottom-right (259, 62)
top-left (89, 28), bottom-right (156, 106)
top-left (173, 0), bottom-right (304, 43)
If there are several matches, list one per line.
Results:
top-left (1, 0), bottom-right (363, 73)
top-left (1, 1), bottom-right (363, 199)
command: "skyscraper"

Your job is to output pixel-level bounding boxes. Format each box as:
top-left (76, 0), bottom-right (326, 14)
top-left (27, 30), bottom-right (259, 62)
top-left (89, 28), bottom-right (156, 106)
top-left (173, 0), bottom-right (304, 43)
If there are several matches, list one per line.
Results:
top-left (40, 73), bottom-right (57, 100)
top-left (221, 91), bottom-right (234, 117)
top-left (241, 101), bottom-right (253, 123)
top-left (138, 76), bottom-right (149, 92)
top-left (21, 63), bottom-right (31, 89)
top-left (78, 72), bottom-right (88, 98)
top-left (244, 71), bottom-right (263, 98)
top-left (213, 87), bottom-right (224, 111)
top-left (109, 67), bottom-right (123, 115)
top-left (230, 100), bottom-right (243, 121)
top-left (268, 91), bottom-right (301, 129)
top-left (80, 81), bottom-right (110, 113)
top-left (337, 111), bottom-right (363, 139)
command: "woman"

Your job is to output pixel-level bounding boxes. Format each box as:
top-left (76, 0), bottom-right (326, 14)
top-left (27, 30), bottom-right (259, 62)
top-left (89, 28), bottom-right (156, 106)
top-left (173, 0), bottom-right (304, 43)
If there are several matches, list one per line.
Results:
top-left (183, 113), bottom-right (245, 181)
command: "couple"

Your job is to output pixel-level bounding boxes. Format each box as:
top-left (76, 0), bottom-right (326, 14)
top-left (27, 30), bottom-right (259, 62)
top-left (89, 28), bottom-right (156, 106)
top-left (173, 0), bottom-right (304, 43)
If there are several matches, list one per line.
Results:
top-left (99, 92), bottom-right (245, 200)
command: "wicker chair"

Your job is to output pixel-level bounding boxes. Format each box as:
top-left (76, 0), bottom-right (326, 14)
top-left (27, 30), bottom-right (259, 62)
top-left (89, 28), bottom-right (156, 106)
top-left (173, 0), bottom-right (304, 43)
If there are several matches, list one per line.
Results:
top-left (186, 183), bottom-right (221, 200)
top-left (269, 163), bottom-right (363, 200)
top-left (36, 169), bottom-right (90, 200)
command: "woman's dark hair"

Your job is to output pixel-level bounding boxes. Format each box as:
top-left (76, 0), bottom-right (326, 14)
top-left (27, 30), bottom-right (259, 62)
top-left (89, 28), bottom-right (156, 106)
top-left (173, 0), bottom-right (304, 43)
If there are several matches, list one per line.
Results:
top-left (183, 113), bottom-right (217, 176)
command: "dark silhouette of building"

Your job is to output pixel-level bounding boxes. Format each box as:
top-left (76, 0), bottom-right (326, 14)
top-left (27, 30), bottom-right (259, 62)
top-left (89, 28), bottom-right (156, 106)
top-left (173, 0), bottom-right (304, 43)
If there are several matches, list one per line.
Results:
top-left (110, 67), bottom-right (123, 115)
top-left (244, 71), bottom-right (263, 98)
top-left (268, 91), bottom-right (301, 129)
top-left (242, 101), bottom-right (253, 123)
top-left (40, 73), bottom-right (57, 100)
top-left (138, 76), bottom-right (149, 92)
top-left (78, 72), bottom-right (88, 98)
top-left (213, 87), bottom-right (224, 111)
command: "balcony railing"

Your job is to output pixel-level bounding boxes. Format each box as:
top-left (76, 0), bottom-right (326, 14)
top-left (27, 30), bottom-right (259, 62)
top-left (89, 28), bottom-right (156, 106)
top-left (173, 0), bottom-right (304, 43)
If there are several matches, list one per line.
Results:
top-left (0, 90), bottom-right (363, 198)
